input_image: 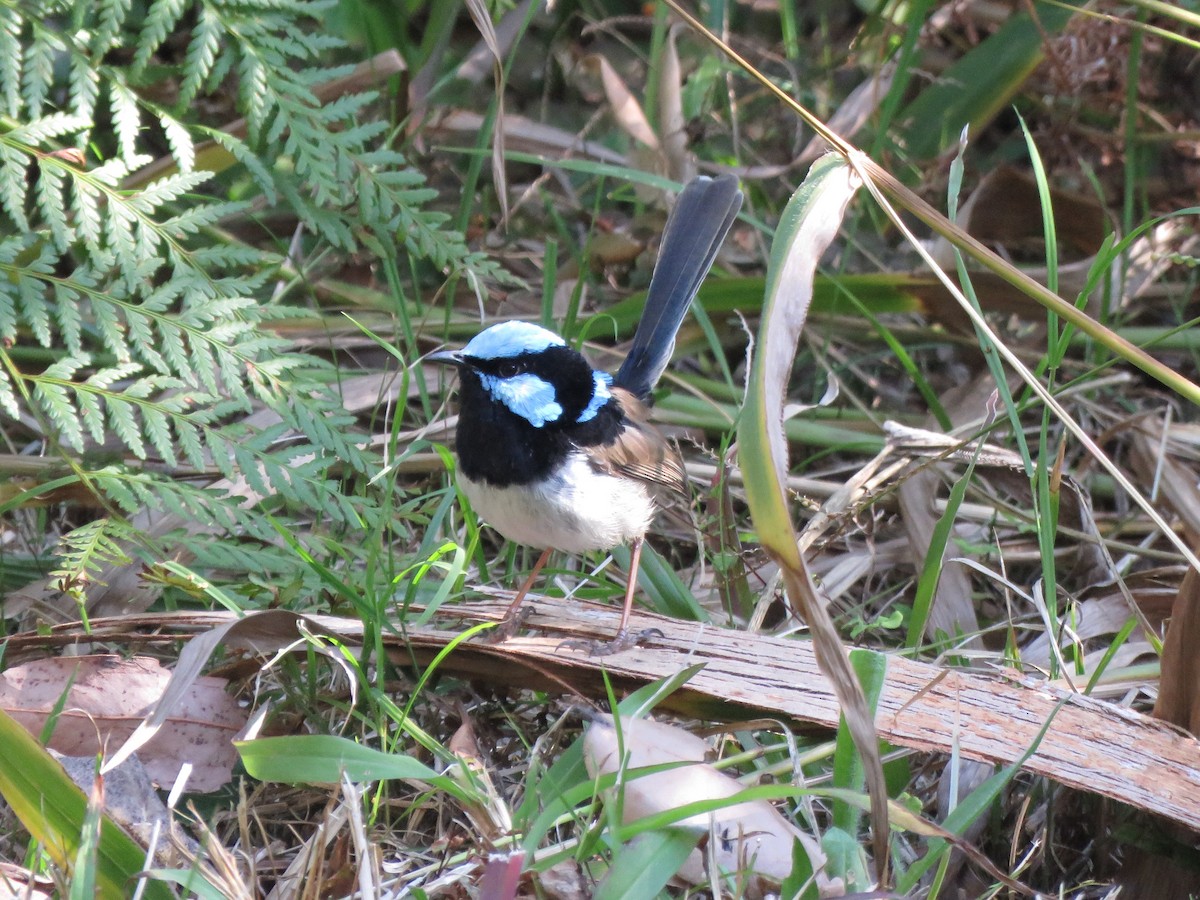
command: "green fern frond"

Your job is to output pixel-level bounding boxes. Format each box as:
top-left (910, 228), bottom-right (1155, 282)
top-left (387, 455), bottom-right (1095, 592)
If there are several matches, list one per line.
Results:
top-left (133, 0), bottom-right (189, 74)
top-left (51, 517), bottom-right (135, 591)
top-left (35, 161), bottom-right (71, 251)
top-left (0, 7), bottom-right (20, 117)
top-left (109, 81), bottom-right (143, 165)
top-left (20, 26), bottom-right (59, 117)
top-left (0, 0), bottom-right (495, 614)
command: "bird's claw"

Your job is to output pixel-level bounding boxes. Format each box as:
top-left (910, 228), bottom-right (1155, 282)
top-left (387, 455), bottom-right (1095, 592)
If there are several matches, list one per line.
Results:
top-left (486, 604), bottom-right (536, 642)
top-left (557, 627), bottom-right (664, 656)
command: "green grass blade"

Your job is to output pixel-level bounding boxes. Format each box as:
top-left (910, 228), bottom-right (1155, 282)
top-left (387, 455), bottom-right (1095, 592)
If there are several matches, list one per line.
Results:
top-left (831, 649), bottom-right (888, 837)
top-left (237, 734), bottom-right (474, 803)
top-left (594, 828), bottom-right (700, 900)
top-left (0, 709), bottom-right (173, 900)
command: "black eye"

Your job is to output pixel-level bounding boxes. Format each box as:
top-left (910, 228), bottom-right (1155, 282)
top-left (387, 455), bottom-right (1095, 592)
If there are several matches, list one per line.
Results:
top-left (497, 360), bottom-right (521, 377)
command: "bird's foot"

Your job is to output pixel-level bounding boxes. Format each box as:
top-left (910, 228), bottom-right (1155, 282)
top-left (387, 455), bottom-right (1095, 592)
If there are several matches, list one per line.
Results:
top-left (558, 627), bottom-right (664, 656)
top-left (486, 604), bottom-right (536, 642)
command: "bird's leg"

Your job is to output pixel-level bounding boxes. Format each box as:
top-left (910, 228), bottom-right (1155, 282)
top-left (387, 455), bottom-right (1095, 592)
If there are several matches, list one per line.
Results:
top-left (561, 536), bottom-right (663, 656)
top-left (490, 547), bottom-right (552, 641)
top-left (613, 534), bottom-right (643, 638)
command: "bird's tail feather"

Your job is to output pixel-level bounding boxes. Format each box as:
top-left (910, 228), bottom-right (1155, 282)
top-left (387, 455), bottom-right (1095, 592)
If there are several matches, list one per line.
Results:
top-left (615, 174), bottom-right (743, 400)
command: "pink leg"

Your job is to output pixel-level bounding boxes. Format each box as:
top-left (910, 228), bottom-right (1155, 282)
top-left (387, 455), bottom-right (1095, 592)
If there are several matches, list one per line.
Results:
top-left (560, 536), bottom-right (662, 656)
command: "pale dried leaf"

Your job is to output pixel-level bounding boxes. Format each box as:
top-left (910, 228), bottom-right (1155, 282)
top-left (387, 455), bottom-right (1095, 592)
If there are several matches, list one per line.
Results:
top-left (883, 420), bottom-right (1022, 468)
top-left (1048, 641), bottom-right (1156, 699)
top-left (582, 713), bottom-right (841, 898)
top-left (798, 60), bottom-right (897, 166)
top-left (1022, 572), bottom-right (1176, 668)
top-left (455, 0), bottom-right (533, 85)
top-left (0, 862), bottom-right (54, 899)
top-left (536, 859), bottom-right (589, 900)
top-left (1130, 427), bottom-right (1200, 539)
top-left (464, 0), bottom-right (508, 223)
top-left (658, 26), bottom-right (694, 183)
top-left (1121, 218), bottom-right (1200, 302)
top-left (593, 54), bottom-right (659, 150)
top-left (430, 110), bottom-right (629, 166)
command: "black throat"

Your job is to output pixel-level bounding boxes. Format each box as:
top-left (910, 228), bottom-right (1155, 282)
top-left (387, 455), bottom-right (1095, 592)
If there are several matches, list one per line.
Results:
top-left (453, 369), bottom-right (623, 487)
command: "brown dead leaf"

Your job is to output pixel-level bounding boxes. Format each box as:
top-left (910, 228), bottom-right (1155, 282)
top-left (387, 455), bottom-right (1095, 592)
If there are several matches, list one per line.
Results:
top-left (0, 655), bottom-right (243, 792)
top-left (1154, 563), bottom-right (1200, 734)
top-left (949, 165), bottom-right (1109, 260)
top-left (478, 851), bottom-right (523, 900)
top-left (103, 609), bottom-right (332, 779)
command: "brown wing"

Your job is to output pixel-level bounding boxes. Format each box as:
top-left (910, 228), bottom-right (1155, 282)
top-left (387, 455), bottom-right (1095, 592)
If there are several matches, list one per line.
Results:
top-left (584, 387), bottom-right (687, 498)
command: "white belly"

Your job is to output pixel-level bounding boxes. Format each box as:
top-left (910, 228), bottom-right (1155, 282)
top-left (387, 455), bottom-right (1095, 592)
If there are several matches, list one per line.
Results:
top-left (460, 452), bottom-right (655, 554)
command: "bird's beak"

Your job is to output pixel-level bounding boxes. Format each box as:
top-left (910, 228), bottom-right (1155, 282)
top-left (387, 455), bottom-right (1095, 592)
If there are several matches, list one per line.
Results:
top-left (426, 349), bottom-right (465, 367)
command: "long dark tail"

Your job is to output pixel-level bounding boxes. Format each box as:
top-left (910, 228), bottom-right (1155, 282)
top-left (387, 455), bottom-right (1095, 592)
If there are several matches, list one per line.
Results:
top-left (614, 174), bottom-right (743, 400)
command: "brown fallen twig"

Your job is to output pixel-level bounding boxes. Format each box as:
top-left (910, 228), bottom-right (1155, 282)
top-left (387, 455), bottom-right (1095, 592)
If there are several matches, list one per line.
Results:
top-left (11, 598), bottom-right (1200, 832)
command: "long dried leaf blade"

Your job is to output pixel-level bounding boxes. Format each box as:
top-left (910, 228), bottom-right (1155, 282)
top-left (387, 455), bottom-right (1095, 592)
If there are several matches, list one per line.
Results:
top-left (737, 154), bottom-right (894, 883)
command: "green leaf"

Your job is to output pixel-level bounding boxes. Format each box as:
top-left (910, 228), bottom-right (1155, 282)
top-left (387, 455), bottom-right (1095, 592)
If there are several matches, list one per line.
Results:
top-left (237, 734), bottom-right (472, 803)
top-left (0, 708), bottom-right (174, 900)
top-left (821, 826), bottom-right (869, 893)
top-left (594, 828), bottom-right (700, 900)
top-left (831, 649), bottom-right (888, 835)
top-left (896, 0), bottom-right (1082, 158)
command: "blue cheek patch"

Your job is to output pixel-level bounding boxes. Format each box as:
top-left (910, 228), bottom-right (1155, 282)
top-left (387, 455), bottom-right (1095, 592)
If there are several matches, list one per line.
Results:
top-left (576, 371), bottom-right (613, 423)
top-left (480, 372), bottom-right (563, 427)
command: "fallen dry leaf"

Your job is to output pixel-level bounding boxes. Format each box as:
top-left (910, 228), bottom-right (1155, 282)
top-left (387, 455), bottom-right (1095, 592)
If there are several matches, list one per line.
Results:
top-left (1155, 563), bottom-right (1200, 734)
top-left (582, 712), bottom-right (842, 898)
top-left (592, 54), bottom-right (659, 150)
top-left (0, 655), bottom-right (244, 792)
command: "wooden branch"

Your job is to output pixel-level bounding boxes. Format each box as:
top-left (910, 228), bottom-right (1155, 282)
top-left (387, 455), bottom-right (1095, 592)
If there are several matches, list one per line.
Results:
top-left (415, 598), bottom-right (1200, 832)
top-left (21, 600), bottom-right (1200, 831)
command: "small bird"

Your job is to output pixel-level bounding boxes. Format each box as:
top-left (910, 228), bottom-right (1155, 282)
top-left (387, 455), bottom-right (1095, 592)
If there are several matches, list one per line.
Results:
top-left (429, 175), bottom-right (742, 653)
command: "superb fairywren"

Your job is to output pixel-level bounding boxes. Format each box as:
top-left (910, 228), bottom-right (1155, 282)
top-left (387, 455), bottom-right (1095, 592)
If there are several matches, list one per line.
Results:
top-left (430, 175), bottom-right (742, 653)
